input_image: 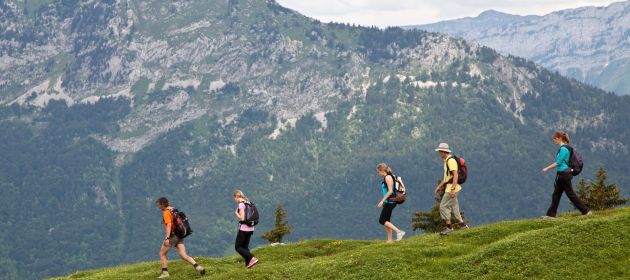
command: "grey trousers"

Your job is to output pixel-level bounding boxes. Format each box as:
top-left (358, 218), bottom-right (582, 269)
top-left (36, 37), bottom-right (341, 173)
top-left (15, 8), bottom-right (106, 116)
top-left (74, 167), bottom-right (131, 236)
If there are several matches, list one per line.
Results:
top-left (440, 193), bottom-right (463, 222)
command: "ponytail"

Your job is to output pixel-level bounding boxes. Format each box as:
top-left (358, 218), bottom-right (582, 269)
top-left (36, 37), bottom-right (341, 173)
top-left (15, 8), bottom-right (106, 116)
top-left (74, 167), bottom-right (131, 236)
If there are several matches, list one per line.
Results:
top-left (553, 131), bottom-right (570, 144)
top-left (233, 190), bottom-right (249, 203)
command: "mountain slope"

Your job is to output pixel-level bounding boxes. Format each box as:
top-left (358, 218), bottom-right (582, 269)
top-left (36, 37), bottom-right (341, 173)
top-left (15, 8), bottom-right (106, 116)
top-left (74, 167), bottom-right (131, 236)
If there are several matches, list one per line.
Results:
top-left (54, 208), bottom-right (630, 279)
top-left (409, 1), bottom-right (630, 95)
top-left (1, 0), bottom-right (630, 279)
top-left (412, 9), bottom-right (540, 38)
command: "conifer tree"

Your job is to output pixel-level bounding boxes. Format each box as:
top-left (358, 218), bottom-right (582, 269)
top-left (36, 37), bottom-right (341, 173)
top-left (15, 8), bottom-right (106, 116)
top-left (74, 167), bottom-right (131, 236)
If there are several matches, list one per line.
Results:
top-left (577, 166), bottom-right (628, 210)
top-left (262, 204), bottom-right (293, 243)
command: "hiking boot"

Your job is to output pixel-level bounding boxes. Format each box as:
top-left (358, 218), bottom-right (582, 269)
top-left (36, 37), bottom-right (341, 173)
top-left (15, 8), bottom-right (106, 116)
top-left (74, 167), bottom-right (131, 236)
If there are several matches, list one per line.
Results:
top-left (540, 215), bottom-right (556, 220)
top-left (440, 228), bottom-right (454, 235)
top-left (458, 224), bottom-right (470, 230)
top-left (195, 264), bottom-right (205, 275)
top-left (247, 257), bottom-right (259, 269)
top-left (396, 231), bottom-right (406, 241)
top-left (157, 271), bottom-right (170, 279)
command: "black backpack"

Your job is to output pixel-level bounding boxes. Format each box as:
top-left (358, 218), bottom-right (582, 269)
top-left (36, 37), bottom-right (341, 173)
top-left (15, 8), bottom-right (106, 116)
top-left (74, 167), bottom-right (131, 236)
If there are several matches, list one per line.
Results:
top-left (446, 155), bottom-right (468, 184)
top-left (240, 202), bottom-right (260, 227)
top-left (561, 145), bottom-right (583, 176)
top-left (170, 208), bottom-right (193, 239)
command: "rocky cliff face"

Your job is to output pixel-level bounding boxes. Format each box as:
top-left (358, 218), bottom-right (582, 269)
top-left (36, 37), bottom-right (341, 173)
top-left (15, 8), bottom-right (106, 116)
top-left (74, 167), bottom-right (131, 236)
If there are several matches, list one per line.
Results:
top-left (1, 0), bottom-right (361, 152)
top-left (411, 1), bottom-right (630, 96)
top-left (0, 0), bottom-right (539, 153)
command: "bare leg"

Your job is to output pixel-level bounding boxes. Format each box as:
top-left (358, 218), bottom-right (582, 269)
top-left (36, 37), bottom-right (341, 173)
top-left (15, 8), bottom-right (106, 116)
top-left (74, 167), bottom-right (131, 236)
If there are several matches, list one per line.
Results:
top-left (159, 244), bottom-right (170, 269)
top-left (176, 243), bottom-right (197, 265)
top-left (384, 221), bottom-right (400, 233)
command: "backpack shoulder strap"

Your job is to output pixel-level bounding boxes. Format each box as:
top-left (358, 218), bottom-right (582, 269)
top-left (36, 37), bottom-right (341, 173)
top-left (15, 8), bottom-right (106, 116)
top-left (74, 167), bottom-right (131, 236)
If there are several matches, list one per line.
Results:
top-left (390, 174), bottom-right (399, 185)
top-left (445, 155), bottom-right (457, 174)
top-left (558, 145), bottom-right (572, 153)
top-left (171, 209), bottom-right (182, 224)
top-left (384, 174), bottom-right (396, 194)
top-left (559, 145), bottom-right (572, 165)
top-left (390, 174), bottom-right (398, 182)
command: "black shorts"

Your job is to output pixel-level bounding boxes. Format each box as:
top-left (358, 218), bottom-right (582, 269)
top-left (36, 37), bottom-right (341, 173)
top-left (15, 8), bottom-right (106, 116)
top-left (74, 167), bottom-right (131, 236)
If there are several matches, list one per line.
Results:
top-left (379, 203), bottom-right (397, 225)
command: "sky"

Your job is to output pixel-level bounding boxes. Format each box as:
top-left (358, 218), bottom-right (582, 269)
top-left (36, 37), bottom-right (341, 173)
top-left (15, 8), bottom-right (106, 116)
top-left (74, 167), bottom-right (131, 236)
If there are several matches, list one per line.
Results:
top-left (276, 0), bottom-right (621, 27)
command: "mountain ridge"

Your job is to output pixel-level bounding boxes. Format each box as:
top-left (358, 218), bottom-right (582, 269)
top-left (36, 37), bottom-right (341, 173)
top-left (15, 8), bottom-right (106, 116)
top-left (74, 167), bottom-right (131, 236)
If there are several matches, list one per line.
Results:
top-left (408, 1), bottom-right (630, 95)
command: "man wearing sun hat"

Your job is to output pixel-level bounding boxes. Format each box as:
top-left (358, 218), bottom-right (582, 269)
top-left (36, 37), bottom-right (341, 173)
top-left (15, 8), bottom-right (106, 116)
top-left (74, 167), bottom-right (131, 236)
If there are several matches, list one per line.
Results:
top-left (433, 143), bottom-right (469, 235)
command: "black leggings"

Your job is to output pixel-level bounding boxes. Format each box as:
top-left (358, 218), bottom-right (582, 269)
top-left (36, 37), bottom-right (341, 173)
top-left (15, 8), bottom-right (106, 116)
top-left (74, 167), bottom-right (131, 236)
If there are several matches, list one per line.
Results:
top-left (546, 171), bottom-right (590, 217)
top-left (235, 230), bottom-right (254, 265)
top-left (379, 203), bottom-right (396, 225)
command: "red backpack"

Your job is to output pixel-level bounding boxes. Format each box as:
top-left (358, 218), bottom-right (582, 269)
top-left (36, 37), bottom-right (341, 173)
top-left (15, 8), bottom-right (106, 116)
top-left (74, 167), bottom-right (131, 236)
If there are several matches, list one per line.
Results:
top-left (446, 156), bottom-right (468, 184)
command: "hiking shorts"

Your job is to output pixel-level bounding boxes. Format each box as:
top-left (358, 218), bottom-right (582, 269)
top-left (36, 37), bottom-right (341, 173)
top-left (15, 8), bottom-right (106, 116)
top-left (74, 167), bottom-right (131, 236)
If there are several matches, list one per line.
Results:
top-left (167, 235), bottom-right (184, 247)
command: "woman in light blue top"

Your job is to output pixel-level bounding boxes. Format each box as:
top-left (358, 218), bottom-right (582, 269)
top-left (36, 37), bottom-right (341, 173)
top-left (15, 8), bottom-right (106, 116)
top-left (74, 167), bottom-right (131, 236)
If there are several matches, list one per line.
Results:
top-left (376, 163), bottom-right (405, 243)
top-left (541, 131), bottom-right (591, 218)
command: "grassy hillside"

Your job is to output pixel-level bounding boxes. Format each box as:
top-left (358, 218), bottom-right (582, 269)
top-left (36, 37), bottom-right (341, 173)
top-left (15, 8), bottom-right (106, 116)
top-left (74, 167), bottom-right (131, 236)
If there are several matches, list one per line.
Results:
top-left (55, 208), bottom-right (630, 280)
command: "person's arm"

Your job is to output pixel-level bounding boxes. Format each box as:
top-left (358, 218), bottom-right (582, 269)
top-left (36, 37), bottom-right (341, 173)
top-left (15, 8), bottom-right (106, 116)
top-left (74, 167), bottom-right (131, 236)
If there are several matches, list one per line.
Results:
top-left (435, 180), bottom-right (445, 194)
top-left (164, 223), bottom-right (172, 240)
top-left (543, 147), bottom-right (566, 173)
top-left (236, 204), bottom-right (246, 221)
top-left (449, 170), bottom-right (458, 198)
top-left (435, 159), bottom-right (452, 194)
top-left (163, 212), bottom-right (172, 246)
top-left (542, 162), bottom-right (557, 173)
top-left (378, 176), bottom-right (394, 208)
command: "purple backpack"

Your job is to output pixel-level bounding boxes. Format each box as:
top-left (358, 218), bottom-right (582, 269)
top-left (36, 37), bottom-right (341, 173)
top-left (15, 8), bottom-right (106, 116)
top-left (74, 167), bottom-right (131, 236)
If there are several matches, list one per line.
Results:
top-left (562, 145), bottom-right (583, 176)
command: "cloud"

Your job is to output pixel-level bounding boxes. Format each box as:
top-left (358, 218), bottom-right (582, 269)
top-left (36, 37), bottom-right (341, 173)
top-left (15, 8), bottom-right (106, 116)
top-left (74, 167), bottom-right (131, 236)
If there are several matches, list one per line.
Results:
top-left (276, 0), bottom-right (621, 27)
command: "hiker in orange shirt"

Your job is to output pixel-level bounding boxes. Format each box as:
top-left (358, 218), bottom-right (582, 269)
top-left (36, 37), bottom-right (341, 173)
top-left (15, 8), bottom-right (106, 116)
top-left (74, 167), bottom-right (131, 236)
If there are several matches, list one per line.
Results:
top-left (156, 197), bottom-right (205, 279)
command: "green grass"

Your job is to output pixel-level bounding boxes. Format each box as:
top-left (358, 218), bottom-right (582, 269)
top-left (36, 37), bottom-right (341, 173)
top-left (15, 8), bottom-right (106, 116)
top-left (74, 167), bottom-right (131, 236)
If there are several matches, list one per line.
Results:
top-left (54, 208), bottom-right (630, 279)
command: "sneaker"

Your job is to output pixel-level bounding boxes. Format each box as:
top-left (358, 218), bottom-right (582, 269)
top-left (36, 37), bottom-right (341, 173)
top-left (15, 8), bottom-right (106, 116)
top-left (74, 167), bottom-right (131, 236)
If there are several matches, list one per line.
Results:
top-left (157, 271), bottom-right (170, 279)
top-left (584, 211), bottom-right (593, 216)
top-left (540, 215), bottom-right (556, 220)
top-left (396, 231), bottom-right (406, 241)
top-left (458, 224), bottom-right (470, 230)
top-left (440, 227), bottom-right (454, 235)
top-left (386, 240), bottom-right (394, 244)
top-left (195, 264), bottom-right (205, 275)
top-left (247, 257), bottom-right (259, 269)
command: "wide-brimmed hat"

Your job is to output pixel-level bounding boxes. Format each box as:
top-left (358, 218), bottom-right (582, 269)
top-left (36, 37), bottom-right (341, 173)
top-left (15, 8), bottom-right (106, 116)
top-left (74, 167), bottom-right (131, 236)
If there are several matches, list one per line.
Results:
top-left (434, 143), bottom-right (452, 153)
